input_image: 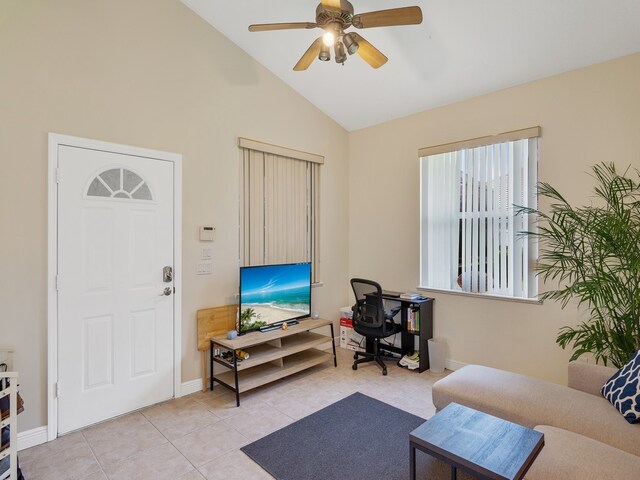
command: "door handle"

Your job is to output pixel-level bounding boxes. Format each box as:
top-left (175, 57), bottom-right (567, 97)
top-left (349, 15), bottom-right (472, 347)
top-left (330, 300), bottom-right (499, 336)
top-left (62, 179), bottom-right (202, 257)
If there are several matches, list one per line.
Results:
top-left (160, 287), bottom-right (172, 296)
top-left (163, 266), bottom-right (173, 283)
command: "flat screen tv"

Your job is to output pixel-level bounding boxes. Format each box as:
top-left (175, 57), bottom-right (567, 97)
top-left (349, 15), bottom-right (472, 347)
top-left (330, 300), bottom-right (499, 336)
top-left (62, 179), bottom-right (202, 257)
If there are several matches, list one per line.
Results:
top-left (239, 262), bottom-right (311, 334)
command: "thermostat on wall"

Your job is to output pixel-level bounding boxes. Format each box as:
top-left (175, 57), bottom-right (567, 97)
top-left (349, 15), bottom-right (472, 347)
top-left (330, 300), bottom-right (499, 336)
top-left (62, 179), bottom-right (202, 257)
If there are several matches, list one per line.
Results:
top-left (200, 225), bottom-right (215, 241)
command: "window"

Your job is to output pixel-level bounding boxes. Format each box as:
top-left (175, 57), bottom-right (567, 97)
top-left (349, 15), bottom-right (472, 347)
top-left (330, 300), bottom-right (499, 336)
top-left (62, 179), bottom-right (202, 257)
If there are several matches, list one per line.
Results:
top-left (419, 127), bottom-right (539, 299)
top-left (239, 138), bottom-right (322, 283)
top-left (86, 167), bottom-right (153, 200)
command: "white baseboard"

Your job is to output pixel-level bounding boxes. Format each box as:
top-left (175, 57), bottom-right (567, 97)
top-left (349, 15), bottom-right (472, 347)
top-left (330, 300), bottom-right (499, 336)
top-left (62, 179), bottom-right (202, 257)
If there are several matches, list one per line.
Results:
top-left (180, 378), bottom-right (203, 396)
top-left (17, 426), bottom-right (48, 451)
top-left (446, 359), bottom-right (467, 371)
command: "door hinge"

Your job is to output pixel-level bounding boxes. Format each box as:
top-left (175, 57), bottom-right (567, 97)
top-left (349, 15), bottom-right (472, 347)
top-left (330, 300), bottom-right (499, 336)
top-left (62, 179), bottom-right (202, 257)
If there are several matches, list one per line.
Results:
top-left (55, 382), bottom-right (60, 398)
top-left (56, 167), bottom-right (62, 183)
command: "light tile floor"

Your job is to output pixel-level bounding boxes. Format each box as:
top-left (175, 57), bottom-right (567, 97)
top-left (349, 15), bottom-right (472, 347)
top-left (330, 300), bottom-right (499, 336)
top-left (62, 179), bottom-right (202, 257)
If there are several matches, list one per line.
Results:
top-left (20, 348), bottom-right (446, 480)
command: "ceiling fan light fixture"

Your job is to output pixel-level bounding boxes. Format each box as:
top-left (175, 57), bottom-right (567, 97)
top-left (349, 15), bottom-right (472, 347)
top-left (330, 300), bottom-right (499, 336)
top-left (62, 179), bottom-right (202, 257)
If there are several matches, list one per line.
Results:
top-left (319, 43), bottom-right (331, 61)
top-left (342, 32), bottom-right (359, 55)
top-left (322, 31), bottom-right (336, 47)
top-left (334, 42), bottom-right (347, 64)
top-left (249, 2), bottom-right (421, 71)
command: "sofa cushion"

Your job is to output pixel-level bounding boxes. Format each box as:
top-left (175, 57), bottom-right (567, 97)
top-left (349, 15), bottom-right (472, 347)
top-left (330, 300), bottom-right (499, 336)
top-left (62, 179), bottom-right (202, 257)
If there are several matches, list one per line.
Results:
top-left (525, 426), bottom-right (640, 480)
top-left (568, 361), bottom-right (617, 396)
top-left (432, 365), bottom-right (640, 456)
top-left (601, 350), bottom-right (640, 423)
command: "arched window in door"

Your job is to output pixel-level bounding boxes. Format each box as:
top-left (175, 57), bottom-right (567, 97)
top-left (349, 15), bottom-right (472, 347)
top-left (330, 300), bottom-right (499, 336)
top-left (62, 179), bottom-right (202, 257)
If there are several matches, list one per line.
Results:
top-left (86, 167), bottom-right (153, 200)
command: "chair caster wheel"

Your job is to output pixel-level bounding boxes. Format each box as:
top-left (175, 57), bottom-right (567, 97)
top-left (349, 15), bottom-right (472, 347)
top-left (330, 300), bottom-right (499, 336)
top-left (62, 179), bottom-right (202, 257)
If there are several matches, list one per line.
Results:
top-left (352, 364), bottom-right (357, 370)
top-left (353, 353), bottom-right (358, 360)
top-left (383, 369), bottom-right (387, 376)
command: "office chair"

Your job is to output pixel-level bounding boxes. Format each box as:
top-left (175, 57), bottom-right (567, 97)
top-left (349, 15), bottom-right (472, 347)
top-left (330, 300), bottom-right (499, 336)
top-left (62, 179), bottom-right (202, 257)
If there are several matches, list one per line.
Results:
top-left (350, 278), bottom-right (402, 376)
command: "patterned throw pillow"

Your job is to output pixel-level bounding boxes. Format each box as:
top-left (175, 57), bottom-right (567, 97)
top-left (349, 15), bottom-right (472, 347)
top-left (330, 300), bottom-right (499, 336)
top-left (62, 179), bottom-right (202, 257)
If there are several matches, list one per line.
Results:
top-left (601, 350), bottom-right (640, 424)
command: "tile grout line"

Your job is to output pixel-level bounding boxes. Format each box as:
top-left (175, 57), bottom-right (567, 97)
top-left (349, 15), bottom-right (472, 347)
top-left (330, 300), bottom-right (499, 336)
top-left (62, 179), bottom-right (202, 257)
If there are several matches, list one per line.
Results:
top-left (184, 393), bottom-right (294, 474)
top-left (80, 431), bottom-right (110, 480)
top-left (87, 412), bottom-right (169, 476)
top-left (141, 399), bottom-right (243, 478)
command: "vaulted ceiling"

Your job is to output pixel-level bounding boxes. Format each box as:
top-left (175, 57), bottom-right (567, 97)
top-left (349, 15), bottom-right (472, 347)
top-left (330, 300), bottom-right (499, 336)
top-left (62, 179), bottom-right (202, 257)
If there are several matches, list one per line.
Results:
top-left (182, 0), bottom-right (640, 131)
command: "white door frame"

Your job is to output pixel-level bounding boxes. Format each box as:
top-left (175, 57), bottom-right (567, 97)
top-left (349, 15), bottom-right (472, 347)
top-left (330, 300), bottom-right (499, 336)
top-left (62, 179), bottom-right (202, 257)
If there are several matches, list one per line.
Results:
top-left (47, 133), bottom-right (182, 440)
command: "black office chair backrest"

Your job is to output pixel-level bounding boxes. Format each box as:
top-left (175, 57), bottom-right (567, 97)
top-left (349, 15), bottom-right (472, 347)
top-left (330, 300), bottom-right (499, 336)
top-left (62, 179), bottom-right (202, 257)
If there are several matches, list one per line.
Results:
top-left (350, 278), bottom-right (386, 329)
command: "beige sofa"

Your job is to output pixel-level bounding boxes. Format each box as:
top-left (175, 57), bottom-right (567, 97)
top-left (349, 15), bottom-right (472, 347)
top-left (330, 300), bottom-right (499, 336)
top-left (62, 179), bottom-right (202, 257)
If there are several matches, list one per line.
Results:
top-left (429, 362), bottom-right (640, 479)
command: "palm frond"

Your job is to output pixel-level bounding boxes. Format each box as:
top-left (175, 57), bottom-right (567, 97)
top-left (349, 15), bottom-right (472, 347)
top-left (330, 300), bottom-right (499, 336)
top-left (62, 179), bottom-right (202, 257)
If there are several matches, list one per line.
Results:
top-left (516, 162), bottom-right (640, 367)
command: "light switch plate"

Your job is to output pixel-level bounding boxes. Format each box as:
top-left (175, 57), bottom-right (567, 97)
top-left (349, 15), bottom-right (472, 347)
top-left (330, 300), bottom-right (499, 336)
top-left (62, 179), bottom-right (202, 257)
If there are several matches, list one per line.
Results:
top-left (196, 262), bottom-right (212, 275)
top-left (201, 247), bottom-right (212, 260)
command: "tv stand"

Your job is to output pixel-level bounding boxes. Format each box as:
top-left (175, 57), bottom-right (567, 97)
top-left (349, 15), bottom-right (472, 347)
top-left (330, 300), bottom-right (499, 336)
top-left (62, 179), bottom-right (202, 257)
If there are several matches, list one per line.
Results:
top-left (210, 318), bottom-right (336, 406)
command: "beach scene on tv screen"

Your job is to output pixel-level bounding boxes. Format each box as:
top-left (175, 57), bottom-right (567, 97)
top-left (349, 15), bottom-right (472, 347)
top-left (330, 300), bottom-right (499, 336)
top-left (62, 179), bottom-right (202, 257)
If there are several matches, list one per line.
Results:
top-left (240, 263), bottom-right (311, 331)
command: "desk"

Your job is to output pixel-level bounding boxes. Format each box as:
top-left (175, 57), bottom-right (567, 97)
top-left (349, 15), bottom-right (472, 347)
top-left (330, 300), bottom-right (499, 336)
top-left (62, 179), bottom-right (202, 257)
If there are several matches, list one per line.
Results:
top-left (409, 402), bottom-right (544, 480)
top-left (363, 292), bottom-right (434, 373)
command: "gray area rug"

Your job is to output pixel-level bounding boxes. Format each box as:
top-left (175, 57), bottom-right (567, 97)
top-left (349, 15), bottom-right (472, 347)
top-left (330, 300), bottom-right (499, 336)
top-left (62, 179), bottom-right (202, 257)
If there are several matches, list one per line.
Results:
top-left (241, 392), bottom-right (433, 480)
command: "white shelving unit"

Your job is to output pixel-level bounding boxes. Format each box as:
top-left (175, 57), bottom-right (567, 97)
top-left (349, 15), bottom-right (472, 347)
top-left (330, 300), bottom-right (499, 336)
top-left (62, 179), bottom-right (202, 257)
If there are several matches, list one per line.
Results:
top-left (0, 371), bottom-right (18, 480)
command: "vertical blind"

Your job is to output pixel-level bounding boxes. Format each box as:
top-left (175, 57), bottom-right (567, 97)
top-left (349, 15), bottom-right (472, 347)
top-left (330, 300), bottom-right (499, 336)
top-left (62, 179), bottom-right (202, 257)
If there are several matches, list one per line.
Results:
top-left (419, 128), bottom-right (539, 299)
top-left (239, 139), bottom-right (322, 283)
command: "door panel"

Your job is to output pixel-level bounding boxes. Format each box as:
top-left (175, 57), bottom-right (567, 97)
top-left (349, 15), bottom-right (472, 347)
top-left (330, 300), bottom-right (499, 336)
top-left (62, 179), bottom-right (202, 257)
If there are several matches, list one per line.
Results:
top-left (83, 207), bottom-right (114, 293)
top-left (57, 145), bottom-right (174, 434)
top-left (130, 209), bottom-right (156, 288)
top-left (130, 309), bottom-right (157, 378)
top-left (83, 315), bottom-right (114, 390)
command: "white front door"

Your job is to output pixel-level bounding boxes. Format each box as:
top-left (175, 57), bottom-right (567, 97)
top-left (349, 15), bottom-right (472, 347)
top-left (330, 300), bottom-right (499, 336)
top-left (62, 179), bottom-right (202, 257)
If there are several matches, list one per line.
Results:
top-left (56, 144), bottom-right (175, 434)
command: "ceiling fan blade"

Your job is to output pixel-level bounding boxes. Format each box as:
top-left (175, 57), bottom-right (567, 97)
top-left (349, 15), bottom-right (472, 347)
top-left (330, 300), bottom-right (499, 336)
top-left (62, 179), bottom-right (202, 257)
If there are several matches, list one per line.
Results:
top-left (321, 0), bottom-right (342, 11)
top-left (249, 22), bottom-right (317, 32)
top-left (352, 6), bottom-right (423, 29)
top-left (293, 37), bottom-right (324, 71)
top-left (352, 34), bottom-right (388, 69)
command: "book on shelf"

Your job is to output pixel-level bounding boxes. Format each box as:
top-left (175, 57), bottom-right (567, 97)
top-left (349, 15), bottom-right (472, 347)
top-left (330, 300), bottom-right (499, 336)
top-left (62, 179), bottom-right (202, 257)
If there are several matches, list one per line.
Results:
top-left (400, 292), bottom-right (421, 300)
top-left (407, 307), bottom-right (420, 333)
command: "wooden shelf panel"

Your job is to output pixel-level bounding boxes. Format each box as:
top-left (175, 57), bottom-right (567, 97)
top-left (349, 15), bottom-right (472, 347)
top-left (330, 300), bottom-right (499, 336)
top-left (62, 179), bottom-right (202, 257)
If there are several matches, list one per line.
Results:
top-left (212, 318), bottom-right (332, 350)
top-left (214, 349), bottom-right (333, 392)
top-left (230, 332), bottom-right (332, 371)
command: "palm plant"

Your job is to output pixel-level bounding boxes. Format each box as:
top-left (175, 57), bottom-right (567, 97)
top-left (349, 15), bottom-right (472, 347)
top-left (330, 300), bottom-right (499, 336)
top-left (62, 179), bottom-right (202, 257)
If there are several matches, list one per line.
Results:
top-left (239, 307), bottom-right (266, 333)
top-left (517, 163), bottom-right (640, 368)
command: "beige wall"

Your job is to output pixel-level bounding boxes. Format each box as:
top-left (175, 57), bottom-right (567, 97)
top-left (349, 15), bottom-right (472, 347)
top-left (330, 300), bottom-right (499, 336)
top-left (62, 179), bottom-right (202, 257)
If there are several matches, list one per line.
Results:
top-left (3, 0), bottom-right (639, 436)
top-left (0, 0), bottom-right (350, 432)
top-left (349, 53), bottom-right (640, 385)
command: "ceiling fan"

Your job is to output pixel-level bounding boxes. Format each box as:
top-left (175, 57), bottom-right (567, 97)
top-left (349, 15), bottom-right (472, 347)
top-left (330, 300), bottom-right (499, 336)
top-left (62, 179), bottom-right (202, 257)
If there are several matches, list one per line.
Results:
top-left (248, 0), bottom-right (423, 71)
